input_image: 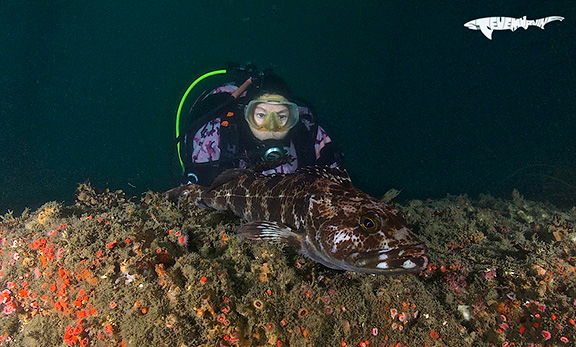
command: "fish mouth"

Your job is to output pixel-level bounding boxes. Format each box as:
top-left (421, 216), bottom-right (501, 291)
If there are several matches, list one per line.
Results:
top-left (351, 245), bottom-right (429, 274)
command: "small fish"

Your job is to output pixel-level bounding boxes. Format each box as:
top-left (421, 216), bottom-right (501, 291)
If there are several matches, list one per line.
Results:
top-left (464, 16), bottom-right (564, 40)
top-left (168, 166), bottom-right (429, 275)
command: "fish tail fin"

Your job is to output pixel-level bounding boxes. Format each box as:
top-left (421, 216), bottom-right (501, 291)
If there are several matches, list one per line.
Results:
top-left (539, 16), bottom-right (564, 29)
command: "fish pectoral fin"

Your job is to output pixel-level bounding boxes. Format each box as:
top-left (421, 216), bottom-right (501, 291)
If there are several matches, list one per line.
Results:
top-left (480, 25), bottom-right (494, 40)
top-left (239, 221), bottom-right (301, 246)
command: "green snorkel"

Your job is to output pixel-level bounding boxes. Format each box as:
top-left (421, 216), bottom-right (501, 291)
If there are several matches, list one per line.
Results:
top-left (176, 69), bottom-right (255, 173)
top-left (176, 69), bottom-right (227, 173)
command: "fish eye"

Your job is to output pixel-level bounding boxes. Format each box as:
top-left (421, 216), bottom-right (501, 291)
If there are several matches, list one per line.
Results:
top-left (360, 214), bottom-right (380, 233)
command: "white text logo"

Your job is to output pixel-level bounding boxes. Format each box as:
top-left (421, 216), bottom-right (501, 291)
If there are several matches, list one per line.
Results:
top-left (464, 16), bottom-right (564, 40)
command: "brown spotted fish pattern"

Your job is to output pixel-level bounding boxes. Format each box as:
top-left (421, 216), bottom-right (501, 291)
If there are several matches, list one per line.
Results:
top-left (168, 166), bottom-right (429, 275)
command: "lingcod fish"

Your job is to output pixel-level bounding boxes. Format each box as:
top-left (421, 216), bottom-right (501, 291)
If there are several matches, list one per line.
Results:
top-left (168, 166), bottom-right (429, 275)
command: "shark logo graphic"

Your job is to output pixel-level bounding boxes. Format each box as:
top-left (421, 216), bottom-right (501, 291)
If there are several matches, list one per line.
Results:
top-left (464, 16), bottom-right (564, 40)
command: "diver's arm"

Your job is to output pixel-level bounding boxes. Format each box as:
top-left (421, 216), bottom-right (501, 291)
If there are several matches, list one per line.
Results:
top-left (182, 119), bottom-right (224, 185)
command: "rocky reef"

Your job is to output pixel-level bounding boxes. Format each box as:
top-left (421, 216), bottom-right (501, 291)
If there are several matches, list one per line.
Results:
top-left (1, 184), bottom-right (575, 346)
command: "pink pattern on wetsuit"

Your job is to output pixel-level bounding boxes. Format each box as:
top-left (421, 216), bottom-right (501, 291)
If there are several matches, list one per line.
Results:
top-left (191, 118), bottom-right (221, 162)
top-left (190, 120), bottom-right (335, 172)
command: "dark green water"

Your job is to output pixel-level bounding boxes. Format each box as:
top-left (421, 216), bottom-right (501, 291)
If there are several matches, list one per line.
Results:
top-left (2, 1), bottom-right (575, 214)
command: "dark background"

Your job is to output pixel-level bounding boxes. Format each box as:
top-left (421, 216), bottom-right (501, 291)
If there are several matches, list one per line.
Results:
top-left (2, 1), bottom-right (575, 214)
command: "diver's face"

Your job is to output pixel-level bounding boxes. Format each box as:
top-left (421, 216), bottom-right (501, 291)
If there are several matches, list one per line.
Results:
top-left (251, 103), bottom-right (291, 128)
top-left (250, 126), bottom-right (289, 140)
top-left (248, 102), bottom-right (291, 140)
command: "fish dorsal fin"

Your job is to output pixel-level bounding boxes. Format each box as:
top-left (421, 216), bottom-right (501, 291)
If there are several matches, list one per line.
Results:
top-left (296, 165), bottom-right (353, 187)
top-left (210, 168), bottom-right (254, 190)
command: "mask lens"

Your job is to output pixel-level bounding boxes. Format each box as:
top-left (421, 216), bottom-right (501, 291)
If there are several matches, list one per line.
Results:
top-left (246, 99), bottom-right (299, 132)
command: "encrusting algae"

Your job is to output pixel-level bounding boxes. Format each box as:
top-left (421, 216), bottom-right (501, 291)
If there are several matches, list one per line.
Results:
top-left (1, 184), bottom-right (575, 346)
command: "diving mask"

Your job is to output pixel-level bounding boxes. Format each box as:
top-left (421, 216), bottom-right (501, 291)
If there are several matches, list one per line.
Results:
top-left (245, 95), bottom-right (299, 132)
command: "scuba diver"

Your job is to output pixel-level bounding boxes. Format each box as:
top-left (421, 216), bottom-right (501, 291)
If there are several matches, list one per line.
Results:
top-left (176, 63), bottom-right (344, 186)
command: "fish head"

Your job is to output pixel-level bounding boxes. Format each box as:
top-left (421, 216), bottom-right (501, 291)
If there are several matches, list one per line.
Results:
top-left (463, 18), bottom-right (494, 39)
top-left (307, 194), bottom-right (429, 275)
top-left (463, 19), bottom-right (480, 30)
